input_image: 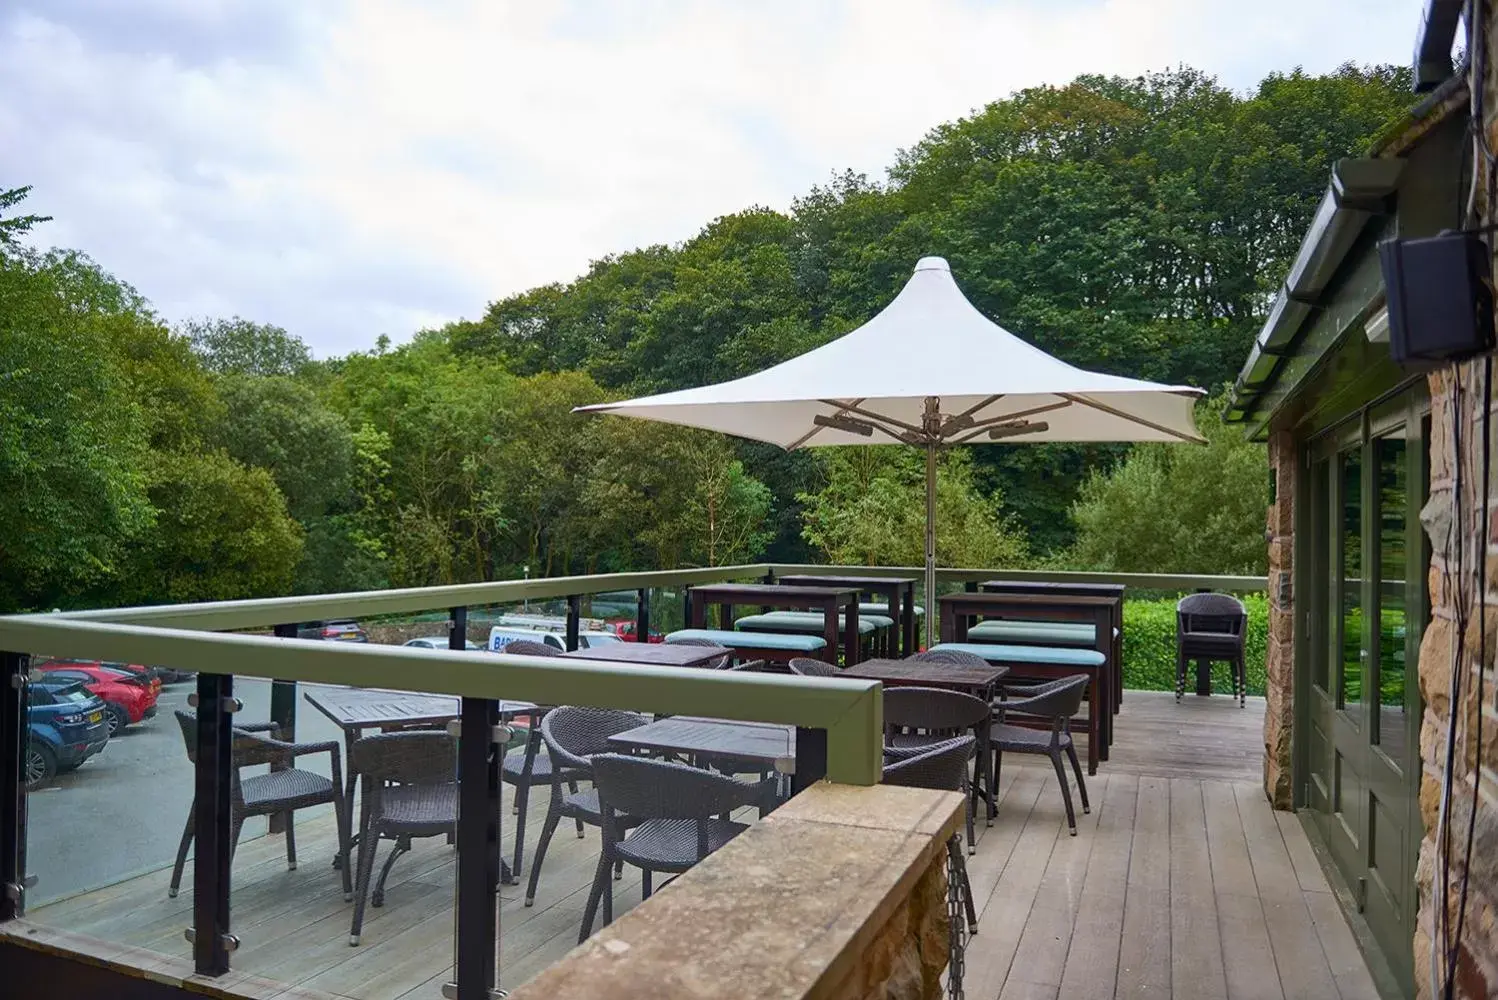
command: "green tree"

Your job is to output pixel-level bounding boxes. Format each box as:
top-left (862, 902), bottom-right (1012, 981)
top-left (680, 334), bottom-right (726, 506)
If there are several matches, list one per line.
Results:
top-left (213, 375), bottom-right (354, 519)
top-left (184, 316), bottom-right (313, 377)
top-left (0, 186), bottom-right (51, 248)
top-left (0, 243), bottom-right (153, 610)
top-left (1067, 393), bottom-right (1268, 575)
top-left (115, 450), bottom-right (304, 604)
top-left (798, 448), bottom-right (1028, 568)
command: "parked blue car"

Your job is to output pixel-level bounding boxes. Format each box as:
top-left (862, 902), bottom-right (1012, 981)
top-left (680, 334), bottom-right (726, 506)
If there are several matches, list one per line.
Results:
top-left (26, 678), bottom-right (110, 789)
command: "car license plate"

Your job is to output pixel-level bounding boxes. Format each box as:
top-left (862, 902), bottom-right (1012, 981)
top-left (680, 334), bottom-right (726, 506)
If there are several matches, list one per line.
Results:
top-left (88, 711), bottom-right (102, 723)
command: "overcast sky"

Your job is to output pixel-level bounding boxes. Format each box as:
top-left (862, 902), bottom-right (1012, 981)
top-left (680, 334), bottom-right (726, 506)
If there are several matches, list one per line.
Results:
top-left (2, 0), bottom-right (1424, 357)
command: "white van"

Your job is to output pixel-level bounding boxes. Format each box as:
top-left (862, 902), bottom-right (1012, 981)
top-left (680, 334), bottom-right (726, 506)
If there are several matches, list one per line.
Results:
top-left (487, 627), bottom-right (623, 653)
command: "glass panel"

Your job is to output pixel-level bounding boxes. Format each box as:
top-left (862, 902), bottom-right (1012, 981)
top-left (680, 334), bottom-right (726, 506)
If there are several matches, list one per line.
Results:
top-left (1340, 448), bottom-right (1364, 724)
top-left (1375, 431), bottom-right (1408, 766)
top-left (1311, 459), bottom-right (1331, 692)
top-left (22, 645), bottom-right (194, 962)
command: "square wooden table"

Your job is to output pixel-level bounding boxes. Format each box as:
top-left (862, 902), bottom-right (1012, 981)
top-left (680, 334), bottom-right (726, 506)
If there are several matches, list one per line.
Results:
top-left (304, 687), bottom-right (535, 882)
top-left (687, 582), bottom-right (863, 665)
top-left (559, 643), bottom-right (726, 668)
top-left (608, 716), bottom-right (797, 774)
top-left (939, 591), bottom-right (1116, 774)
top-left (776, 574), bottom-right (919, 657)
top-left (980, 581), bottom-right (1125, 712)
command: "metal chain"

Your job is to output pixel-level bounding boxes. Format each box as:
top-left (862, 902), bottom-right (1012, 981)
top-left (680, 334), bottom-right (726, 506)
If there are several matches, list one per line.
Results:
top-left (947, 835), bottom-right (967, 1000)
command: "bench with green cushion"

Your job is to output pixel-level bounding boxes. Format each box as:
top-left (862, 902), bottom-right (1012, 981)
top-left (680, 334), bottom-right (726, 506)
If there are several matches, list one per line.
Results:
top-left (859, 602), bottom-right (924, 618)
top-left (966, 621), bottom-right (1118, 646)
top-left (929, 642), bottom-right (1108, 775)
top-left (665, 628), bottom-right (825, 666)
top-left (734, 611), bottom-right (890, 635)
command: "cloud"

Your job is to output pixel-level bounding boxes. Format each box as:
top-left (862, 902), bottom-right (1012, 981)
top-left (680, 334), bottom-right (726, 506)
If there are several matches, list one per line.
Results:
top-left (0, 0), bottom-right (1420, 356)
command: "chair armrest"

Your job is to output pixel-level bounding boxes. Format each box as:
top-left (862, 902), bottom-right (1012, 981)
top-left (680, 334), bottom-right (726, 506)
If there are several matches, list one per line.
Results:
top-left (233, 721), bottom-right (281, 735)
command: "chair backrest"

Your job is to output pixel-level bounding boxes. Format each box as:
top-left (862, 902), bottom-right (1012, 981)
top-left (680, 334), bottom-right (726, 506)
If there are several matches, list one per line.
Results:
top-left (590, 753), bottom-right (761, 821)
top-left (501, 639), bottom-right (563, 657)
top-left (666, 637), bottom-right (730, 669)
top-left (1177, 592), bottom-right (1247, 636)
top-left (1003, 673), bottom-right (1090, 724)
top-left (540, 705), bottom-right (647, 770)
top-left (882, 735), bottom-right (976, 792)
top-left (788, 657), bottom-right (837, 677)
top-left (907, 649), bottom-right (989, 668)
top-left (882, 686), bottom-right (989, 735)
top-left (173, 710), bottom-right (281, 770)
top-left (350, 730), bottom-right (457, 785)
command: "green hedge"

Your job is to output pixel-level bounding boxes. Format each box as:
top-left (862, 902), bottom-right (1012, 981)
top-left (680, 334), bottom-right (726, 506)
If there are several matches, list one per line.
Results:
top-left (1123, 594), bottom-right (1268, 696)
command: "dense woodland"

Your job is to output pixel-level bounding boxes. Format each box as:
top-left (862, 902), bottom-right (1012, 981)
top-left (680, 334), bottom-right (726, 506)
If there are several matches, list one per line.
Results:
top-left (0, 66), bottom-right (1414, 612)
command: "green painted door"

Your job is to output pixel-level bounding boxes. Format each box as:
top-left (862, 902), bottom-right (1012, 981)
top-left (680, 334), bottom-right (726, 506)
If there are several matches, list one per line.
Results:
top-left (1300, 388), bottom-right (1426, 991)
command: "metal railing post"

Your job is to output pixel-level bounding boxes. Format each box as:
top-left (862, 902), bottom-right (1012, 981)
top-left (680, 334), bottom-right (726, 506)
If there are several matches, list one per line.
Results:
top-left (452, 695), bottom-right (499, 999)
top-left (192, 672), bottom-right (235, 975)
top-left (791, 727), bottom-right (828, 796)
top-left (1, 652), bottom-right (28, 921)
top-left (635, 589), bottom-right (650, 644)
top-left (565, 596), bottom-right (581, 652)
top-left (268, 624), bottom-right (299, 834)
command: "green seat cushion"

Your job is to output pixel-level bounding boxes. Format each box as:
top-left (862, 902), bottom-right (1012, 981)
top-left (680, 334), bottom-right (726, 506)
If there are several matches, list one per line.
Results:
top-left (929, 642), bottom-right (1105, 667)
top-left (859, 602), bottom-right (925, 618)
top-left (968, 620), bottom-right (1096, 645)
top-left (734, 611), bottom-right (887, 635)
top-left (666, 629), bottom-right (826, 652)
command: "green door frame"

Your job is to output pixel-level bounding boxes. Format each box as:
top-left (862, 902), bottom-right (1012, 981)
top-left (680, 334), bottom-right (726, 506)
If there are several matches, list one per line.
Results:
top-left (1293, 381), bottom-right (1427, 994)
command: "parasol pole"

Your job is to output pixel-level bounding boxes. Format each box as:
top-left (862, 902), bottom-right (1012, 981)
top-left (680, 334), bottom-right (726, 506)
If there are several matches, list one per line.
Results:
top-left (923, 397), bottom-right (940, 650)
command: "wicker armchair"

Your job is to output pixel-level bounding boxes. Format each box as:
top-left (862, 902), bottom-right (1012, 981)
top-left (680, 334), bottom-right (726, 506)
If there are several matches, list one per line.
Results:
top-left (580, 754), bottom-right (762, 941)
top-left (907, 648), bottom-right (989, 667)
top-left (347, 730), bottom-right (457, 945)
top-left (524, 706), bottom-right (648, 907)
top-left (168, 711), bottom-right (350, 901)
top-left (1176, 593), bottom-right (1248, 706)
top-left (498, 639), bottom-right (581, 878)
top-left (882, 686), bottom-right (991, 851)
top-left (664, 636), bottom-right (731, 670)
top-left (882, 735), bottom-right (978, 933)
top-left (788, 657), bottom-right (838, 677)
top-left (990, 675), bottom-right (1092, 834)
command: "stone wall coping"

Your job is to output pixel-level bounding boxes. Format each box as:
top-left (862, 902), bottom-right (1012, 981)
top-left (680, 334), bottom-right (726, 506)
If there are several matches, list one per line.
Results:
top-left (505, 782), bottom-right (966, 1000)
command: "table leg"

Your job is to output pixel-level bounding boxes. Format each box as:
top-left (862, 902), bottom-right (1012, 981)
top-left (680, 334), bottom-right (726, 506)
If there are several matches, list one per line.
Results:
top-left (844, 602), bottom-right (861, 666)
top-left (688, 594), bottom-right (705, 629)
top-left (336, 725), bottom-right (361, 870)
top-left (823, 601), bottom-right (840, 665)
top-left (903, 585), bottom-right (916, 656)
top-left (1085, 672), bottom-right (1099, 776)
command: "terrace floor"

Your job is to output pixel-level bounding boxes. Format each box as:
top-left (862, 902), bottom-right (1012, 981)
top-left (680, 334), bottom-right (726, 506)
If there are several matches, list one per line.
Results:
top-left (27, 691), bottom-right (1382, 1000)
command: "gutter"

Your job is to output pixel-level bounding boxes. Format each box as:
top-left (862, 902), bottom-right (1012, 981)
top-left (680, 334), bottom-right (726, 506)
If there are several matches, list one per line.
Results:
top-left (1414, 0), bottom-right (1464, 92)
top-left (1225, 158), bottom-right (1404, 423)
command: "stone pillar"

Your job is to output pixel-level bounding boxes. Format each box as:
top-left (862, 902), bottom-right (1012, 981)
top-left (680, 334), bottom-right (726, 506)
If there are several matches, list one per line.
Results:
top-left (1263, 427), bottom-right (1296, 809)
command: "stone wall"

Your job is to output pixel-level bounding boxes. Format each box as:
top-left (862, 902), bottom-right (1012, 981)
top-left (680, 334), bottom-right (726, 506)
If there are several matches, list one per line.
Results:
top-left (1263, 428), bottom-right (1297, 809)
top-left (1411, 363), bottom-right (1498, 1000)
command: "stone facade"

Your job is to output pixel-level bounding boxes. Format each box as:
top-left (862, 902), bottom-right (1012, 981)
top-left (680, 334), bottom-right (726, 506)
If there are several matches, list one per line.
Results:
top-left (1411, 364), bottom-right (1498, 1000)
top-left (1263, 428), bottom-right (1297, 809)
top-left (825, 849), bottom-right (950, 1000)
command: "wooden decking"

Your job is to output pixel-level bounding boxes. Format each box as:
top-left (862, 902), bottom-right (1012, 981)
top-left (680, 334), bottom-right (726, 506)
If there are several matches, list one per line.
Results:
top-left (29, 691), bottom-right (1381, 1000)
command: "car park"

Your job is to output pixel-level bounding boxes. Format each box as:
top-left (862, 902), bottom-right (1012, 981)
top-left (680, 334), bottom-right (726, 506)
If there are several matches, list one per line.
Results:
top-left (606, 619), bottom-right (664, 643)
top-left (26, 679), bottom-right (110, 789)
top-left (403, 636), bottom-right (481, 650)
top-left (32, 662), bottom-right (159, 736)
top-left (296, 619), bottom-right (369, 642)
top-left (487, 627), bottom-right (623, 652)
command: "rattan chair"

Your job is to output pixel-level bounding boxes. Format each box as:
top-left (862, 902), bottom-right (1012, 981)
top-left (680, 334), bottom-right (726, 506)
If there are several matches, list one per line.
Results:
top-left (882, 686), bottom-right (991, 851)
top-left (168, 711), bottom-right (349, 900)
top-left (347, 730), bottom-right (457, 945)
top-left (579, 754), bottom-right (762, 941)
top-left (524, 706), bottom-right (648, 907)
top-left (907, 648), bottom-right (989, 667)
top-left (882, 735), bottom-right (978, 933)
top-left (498, 639), bottom-right (582, 878)
top-left (990, 675), bottom-right (1091, 834)
top-left (1176, 593), bottom-right (1248, 706)
top-left (664, 636), bottom-right (731, 670)
top-left (788, 657), bottom-right (838, 677)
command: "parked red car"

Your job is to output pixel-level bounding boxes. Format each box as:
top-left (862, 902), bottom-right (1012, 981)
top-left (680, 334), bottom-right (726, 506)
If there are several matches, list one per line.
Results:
top-left (32, 661), bottom-right (160, 736)
top-left (607, 620), bottom-right (664, 643)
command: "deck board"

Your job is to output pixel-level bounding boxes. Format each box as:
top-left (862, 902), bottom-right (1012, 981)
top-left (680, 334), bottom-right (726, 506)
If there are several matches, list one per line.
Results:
top-left (27, 691), bottom-right (1381, 1000)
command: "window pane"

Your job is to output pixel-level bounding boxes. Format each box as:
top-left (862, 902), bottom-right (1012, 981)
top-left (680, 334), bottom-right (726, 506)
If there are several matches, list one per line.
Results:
top-left (1375, 432), bottom-right (1407, 764)
top-left (1341, 448), bottom-right (1364, 724)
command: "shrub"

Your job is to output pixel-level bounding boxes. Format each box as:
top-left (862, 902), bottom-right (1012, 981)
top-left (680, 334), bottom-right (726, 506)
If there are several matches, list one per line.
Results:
top-left (1123, 594), bottom-right (1268, 696)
